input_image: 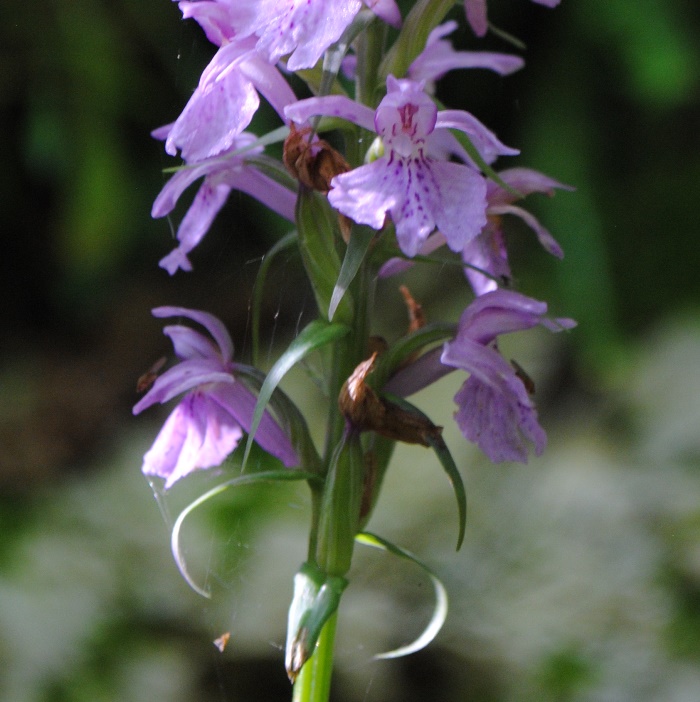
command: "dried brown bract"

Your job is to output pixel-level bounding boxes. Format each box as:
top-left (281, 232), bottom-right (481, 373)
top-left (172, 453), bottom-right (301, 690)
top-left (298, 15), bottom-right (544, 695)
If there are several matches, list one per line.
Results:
top-left (283, 123), bottom-right (350, 194)
top-left (339, 353), bottom-right (442, 446)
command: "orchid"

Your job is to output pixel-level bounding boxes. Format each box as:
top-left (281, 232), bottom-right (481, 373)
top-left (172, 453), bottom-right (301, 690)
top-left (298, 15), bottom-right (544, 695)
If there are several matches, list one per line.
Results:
top-left (286, 75), bottom-right (517, 257)
top-left (465, 0), bottom-right (562, 38)
top-left (151, 132), bottom-right (297, 274)
top-left (133, 307), bottom-right (298, 489)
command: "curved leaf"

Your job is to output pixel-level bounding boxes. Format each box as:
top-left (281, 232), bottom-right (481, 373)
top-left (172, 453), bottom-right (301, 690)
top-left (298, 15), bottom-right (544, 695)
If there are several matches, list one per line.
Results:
top-left (355, 531), bottom-right (449, 659)
top-left (243, 320), bottom-right (350, 470)
top-left (381, 394), bottom-right (466, 550)
top-left (329, 225), bottom-right (375, 321)
top-left (171, 469), bottom-right (319, 598)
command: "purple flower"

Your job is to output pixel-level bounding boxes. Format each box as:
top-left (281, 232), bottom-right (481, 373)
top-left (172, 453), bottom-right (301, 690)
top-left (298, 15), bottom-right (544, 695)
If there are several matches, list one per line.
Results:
top-left (285, 76), bottom-right (517, 257)
top-left (134, 307), bottom-right (298, 489)
top-left (151, 132), bottom-right (297, 274)
top-left (386, 290), bottom-right (574, 463)
top-left (465, 0), bottom-right (561, 38)
top-left (442, 290), bottom-right (574, 462)
top-left (159, 36), bottom-right (296, 163)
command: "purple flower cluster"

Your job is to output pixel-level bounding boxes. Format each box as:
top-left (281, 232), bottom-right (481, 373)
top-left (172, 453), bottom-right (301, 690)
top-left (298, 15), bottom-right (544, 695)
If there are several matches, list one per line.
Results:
top-left (139, 1), bottom-right (571, 489)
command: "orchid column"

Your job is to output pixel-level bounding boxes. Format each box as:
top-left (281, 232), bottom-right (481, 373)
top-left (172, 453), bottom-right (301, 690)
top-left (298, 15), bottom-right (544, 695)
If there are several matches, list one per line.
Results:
top-left (136, 2), bottom-right (571, 702)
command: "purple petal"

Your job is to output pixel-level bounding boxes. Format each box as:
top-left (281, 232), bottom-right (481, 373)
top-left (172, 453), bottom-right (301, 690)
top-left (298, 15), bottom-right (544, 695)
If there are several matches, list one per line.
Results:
top-left (328, 158), bottom-right (398, 230)
top-left (285, 95), bottom-right (376, 132)
top-left (487, 167), bottom-right (574, 205)
top-left (430, 160), bottom-right (488, 252)
top-left (464, 0), bottom-right (488, 37)
top-left (133, 359), bottom-right (233, 415)
top-left (384, 346), bottom-right (453, 397)
top-left (164, 41), bottom-right (261, 161)
top-left (162, 325), bottom-right (220, 361)
top-left (178, 1), bottom-right (253, 46)
top-left (436, 110), bottom-right (519, 163)
top-left (210, 382), bottom-right (299, 467)
top-left (453, 373), bottom-right (546, 463)
top-left (532, 0), bottom-right (561, 7)
top-left (159, 179), bottom-right (232, 275)
top-left (152, 306), bottom-right (234, 362)
top-left (455, 290), bottom-right (548, 345)
top-left (364, 0), bottom-right (402, 28)
top-left (489, 204), bottom-right (564, 259)
top-left (409, 21), bottom-right (524, 82)
top-left (462, 227), bottom-right (510, 296)
top-left (141, 392), bottom-right (243, 489)
top-left (159, 248), bottom-right (194, 275)
top-left (252, 0), bottom-right (362, 71)
top-left (237, 50), bottom-right (298, 122)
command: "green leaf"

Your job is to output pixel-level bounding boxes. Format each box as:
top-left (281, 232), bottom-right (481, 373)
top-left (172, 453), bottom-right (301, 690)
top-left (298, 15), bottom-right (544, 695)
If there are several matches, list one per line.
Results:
top-left (235, 362), bottom-right (322, 474)
top-left (296, 188), bottom-right (354, 322)
top-left (381, 394), bottom-right (467, 551)
top-left (355, 531), bottom-right (449, 658)
top-left (251, 231), bottom-right (298, 366)
top-left (329, 225), bottom-right (374, 321)
top-left (243, 320), bottom-right (350, 470)
top-left (171, 470), bottom-right (319, 598)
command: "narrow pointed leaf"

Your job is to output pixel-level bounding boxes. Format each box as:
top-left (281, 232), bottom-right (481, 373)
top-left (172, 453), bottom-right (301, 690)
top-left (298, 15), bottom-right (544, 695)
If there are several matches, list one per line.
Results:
top-left (235, 363), bottom-right (322, 473)
top-left (355, 531), bottom-right (449, 659)
top-left (296, 188), bottom-right (354, 322)
top-left (171, 470), bottom-right (319, 598)
top-left (381, 394), bottom-right (466, 550)
top-left (329, 225), bottom-right (374, 320)
top-left (243, 320), bottom-right (350, 470)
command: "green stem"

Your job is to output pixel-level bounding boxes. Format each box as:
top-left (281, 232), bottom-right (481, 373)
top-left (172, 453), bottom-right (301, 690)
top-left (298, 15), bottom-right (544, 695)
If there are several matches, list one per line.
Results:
top-left (292, 613), bottom-right (338, 702)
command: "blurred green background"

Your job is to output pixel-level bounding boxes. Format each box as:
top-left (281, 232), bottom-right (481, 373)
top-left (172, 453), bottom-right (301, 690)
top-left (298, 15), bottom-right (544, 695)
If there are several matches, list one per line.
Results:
top-left (2, 1), bottom-right (700, 701)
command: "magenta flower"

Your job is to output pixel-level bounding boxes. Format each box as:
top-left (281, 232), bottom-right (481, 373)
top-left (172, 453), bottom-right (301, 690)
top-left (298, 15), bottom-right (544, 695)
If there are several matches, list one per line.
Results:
top-left (286, 76), bottom-right (517, 257)
top-left (386, 290), bottom-right (574, 463)
top-left (159, 36), bottom-right (296, 163)
top-left (134, 307), bottom-right (298, 489)
top-left (465, 0), bottom-right (561, 38)
top-left (151, 132), bottom-right (296, 274)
